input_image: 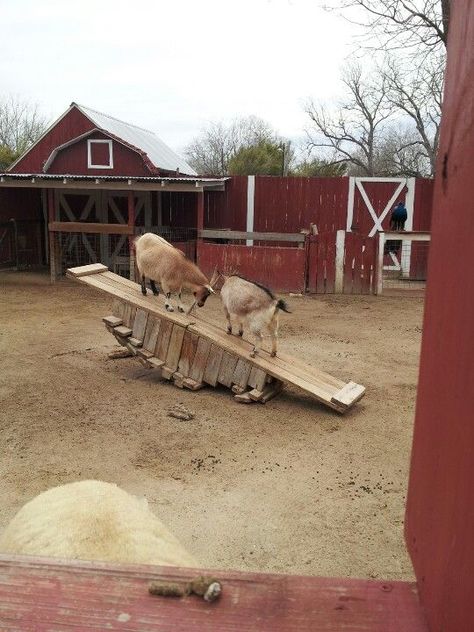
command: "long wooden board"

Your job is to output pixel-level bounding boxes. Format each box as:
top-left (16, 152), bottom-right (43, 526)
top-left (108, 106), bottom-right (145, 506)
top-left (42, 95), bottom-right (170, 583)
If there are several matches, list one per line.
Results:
top-left (0, 555), bottom-right (427, 631)
top-left (67, 266), bottom-right (365, 412)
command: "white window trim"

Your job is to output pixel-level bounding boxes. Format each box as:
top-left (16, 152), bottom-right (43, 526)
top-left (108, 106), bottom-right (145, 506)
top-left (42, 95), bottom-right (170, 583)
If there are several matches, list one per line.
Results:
top-left (87, 139), bottom-right (114, 169)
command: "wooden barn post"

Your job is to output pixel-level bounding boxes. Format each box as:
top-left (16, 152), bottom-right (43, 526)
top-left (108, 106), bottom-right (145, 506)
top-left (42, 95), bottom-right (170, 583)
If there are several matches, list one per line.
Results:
top-left (196, 189), bottom-right (204, 265)
top-left (47, 188), bottom-right (60, 282)
top-left (127, 190), bottom-right (135, 281)
top-left (404, 2), bottom-right (474, 631)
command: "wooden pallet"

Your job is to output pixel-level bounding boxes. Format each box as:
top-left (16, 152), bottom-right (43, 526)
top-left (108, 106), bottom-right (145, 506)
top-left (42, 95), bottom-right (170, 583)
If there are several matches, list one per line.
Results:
top-left (67, 264), bottom-right (365, 413)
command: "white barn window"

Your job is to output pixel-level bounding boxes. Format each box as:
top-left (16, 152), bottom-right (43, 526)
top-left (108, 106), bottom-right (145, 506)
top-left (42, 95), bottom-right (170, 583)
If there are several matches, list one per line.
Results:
top-left (87, 139), bottom-right (113, 169)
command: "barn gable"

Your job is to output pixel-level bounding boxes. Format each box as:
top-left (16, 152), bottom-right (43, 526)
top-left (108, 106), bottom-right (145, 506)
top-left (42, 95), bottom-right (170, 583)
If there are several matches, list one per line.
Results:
top-left (43, 129), bottom-right (156, 177)
top-left (8, 102), bottom-right (196, 177)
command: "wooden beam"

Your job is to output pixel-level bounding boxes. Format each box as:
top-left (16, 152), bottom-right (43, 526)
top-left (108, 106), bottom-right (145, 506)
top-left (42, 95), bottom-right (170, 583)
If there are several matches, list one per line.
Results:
top-left (197, 191), bottom-right (204, 240)
top-left (0, 555), bottom-right (428, 631)
top-left (48, 222), bottom-right (133, 235)
top-left (0, 180), bottom-right (223, 192)
top-left (128, 191), bottom-right (136, 281)
top-left (382, 231), bottom-right (431, 241)
top-left (199, 229), bottom-right (306, 243)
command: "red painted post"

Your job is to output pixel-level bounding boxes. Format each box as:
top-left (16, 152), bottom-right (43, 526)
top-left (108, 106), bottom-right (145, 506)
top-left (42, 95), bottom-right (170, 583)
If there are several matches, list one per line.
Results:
top-left (404, 2), bottom-right (474, 631)
top-left (196, 190), bottom-right (204, 265)
top-left (128, 191), bottom-right (135, 280)
top-left (47, 188), bottom-right (59, 282)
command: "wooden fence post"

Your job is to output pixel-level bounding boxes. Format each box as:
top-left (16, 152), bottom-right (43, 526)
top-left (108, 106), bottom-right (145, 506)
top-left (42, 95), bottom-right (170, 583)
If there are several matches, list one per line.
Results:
top-left (128, 191), bottom-right (135, 281)
top-left (335, 230), bottom-right (345, 293)
top-left (246, 175), bottom-right (255, 246)
top-left (375, 232), bottom-right (385, 295)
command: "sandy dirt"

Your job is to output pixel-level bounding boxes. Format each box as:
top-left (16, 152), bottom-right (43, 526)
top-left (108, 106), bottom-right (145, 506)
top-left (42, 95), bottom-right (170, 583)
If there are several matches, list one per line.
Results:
top-left (0, 270), bottom-right (424, 581)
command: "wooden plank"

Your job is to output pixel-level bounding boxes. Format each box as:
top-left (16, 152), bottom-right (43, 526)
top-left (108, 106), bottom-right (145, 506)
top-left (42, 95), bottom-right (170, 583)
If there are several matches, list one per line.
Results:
top-left (128, 337), bottom-right (143, 348)
top-left (182, 377), bottom-right (205, 391)
top-left (113, 325), bottom-right (132, 338)
top-left (234, 391), bottom-right (254, 403)
top-left (67, 271), bottom-right (194, 327)
top-left (218, 352), bottom-right (239, 387)
top-left (199, 229), bottom-right (306, 243)
top-left (111, 299), bottom-right (124, 320)
top-left (331, 381), bottom-right (366, 407)
top-left (67, 263), bottom-right (108, 277)
top-left (102, 315), bottom-right (122, 327)
top-left (51, 222), bottom-right (133, 235)
top-left (147, 357), bottom-right (164, 371)
top-left (122, 303), bottom-right (133, 328)
top-left (155, 319), bottom-right (174, 361)
top-left (178, 332), bottom-right (199, 377)
top-left (137, 349), bottom-right (154, 360)
top-left (143, 317), bottom-right (161, 353)
top-left (164, 325), bottom-right (186, 372)
top-left (202, 344), bottom-right (224, 387)
top-left (248, 367), bottom-right (267, 391)
top-left (232, 358), bottom-right (252, 389)
top-left (189, 337), bottom-right (212, 383)
top-left (132, 308), bottom-right (148, 341)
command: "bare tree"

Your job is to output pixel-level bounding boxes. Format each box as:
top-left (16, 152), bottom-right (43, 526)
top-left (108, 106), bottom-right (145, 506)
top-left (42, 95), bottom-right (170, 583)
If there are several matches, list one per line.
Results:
top-left (328, 0), bottom-right (449, 55)
top-left (0, 96), bottom-right (47, 169)
top-left (381, 55), bottom-right (443, 176)
top-left (184, 116), bottom-right (278, 175)
top-left (305, 65), bottom-right (393, 176)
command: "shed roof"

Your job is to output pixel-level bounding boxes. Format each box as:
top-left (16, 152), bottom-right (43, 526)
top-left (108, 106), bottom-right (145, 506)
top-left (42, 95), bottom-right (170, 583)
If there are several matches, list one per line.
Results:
top-left (74, 103), bottom-right (197, 176)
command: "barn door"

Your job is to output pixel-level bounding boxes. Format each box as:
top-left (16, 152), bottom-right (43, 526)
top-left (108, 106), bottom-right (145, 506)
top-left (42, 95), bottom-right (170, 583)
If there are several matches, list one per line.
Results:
top-left (346, 177), bottom-right (415, 277)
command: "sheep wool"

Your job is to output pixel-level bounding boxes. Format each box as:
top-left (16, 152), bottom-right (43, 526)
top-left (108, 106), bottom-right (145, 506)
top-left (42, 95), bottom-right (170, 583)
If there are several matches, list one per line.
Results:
top-left (0, 480), bottom-right (197, 568)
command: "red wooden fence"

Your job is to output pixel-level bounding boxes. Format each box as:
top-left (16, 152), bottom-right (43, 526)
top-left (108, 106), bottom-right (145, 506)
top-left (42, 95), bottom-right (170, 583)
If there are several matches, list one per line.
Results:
top-left (343, 233), bottom-right (377, 295)
top-left (306, 231), bottom-right (377, 295)
top-left (197, 242), bottom-right (307, 293)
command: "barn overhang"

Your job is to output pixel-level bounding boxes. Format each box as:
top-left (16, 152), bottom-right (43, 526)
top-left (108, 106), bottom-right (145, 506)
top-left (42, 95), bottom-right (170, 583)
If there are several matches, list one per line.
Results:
top-left (0, 173), bottom-right (227, 192)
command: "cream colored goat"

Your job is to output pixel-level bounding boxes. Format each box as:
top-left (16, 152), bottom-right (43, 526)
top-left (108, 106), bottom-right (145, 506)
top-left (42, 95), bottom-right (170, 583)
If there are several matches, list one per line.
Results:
top-left (135, 233), bottom-right (214, 312)
top-left (0, 480), bottom-right (197, 567)
top-left (219, 275), bottom-right (290, 358)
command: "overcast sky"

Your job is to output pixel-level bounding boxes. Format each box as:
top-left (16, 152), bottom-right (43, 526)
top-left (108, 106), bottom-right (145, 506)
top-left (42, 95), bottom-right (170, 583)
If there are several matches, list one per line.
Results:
top-left (1, 0), bottom-right (357, 155)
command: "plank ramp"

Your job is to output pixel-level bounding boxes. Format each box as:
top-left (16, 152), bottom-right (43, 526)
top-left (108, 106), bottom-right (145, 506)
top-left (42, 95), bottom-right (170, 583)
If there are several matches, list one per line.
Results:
top-left (67, 264), bottom-right (365, 413)
top-left (0, 555), bottom-right (428, 631)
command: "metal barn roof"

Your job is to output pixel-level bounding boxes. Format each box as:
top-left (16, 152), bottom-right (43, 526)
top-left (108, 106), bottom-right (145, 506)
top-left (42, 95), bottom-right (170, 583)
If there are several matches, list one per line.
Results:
top-left (74, 103), bottom-right (197, 176)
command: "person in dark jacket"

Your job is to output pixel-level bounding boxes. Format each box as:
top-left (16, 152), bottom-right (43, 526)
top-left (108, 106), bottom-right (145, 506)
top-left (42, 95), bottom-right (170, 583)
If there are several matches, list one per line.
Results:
top-left (390, 201), bottom-right (408, 231)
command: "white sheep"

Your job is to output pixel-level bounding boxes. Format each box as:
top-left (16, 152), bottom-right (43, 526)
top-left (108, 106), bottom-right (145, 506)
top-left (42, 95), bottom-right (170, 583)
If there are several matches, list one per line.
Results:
top-left (135, 233), bottom-right (214, 312)
top-left (0, 480), bottom-right (197, 567)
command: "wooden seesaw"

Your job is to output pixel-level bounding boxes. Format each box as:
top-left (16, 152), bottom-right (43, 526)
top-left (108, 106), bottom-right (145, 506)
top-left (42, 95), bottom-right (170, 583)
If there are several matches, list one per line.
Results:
top-left (67, 263), bottom-right (365, 413)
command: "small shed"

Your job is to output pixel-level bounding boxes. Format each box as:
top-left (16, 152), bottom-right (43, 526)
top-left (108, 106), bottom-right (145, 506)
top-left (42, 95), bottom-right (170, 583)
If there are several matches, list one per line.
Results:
top-left (0, 102), bottom-right (225, 279)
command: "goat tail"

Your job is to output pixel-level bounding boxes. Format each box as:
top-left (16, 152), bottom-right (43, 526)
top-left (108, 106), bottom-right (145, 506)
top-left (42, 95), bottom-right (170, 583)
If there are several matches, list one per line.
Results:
top-left (276, 298), bottom-right (291, 313)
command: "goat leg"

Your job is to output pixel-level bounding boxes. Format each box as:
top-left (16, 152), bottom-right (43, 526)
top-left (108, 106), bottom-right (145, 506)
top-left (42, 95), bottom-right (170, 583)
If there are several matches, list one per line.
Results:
top-left (149, 279), bottom-right (160, 296)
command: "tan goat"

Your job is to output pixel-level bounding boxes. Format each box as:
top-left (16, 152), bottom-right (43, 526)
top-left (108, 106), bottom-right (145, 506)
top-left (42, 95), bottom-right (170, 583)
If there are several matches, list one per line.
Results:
top-left (219, 275), bottom-right (290, 357)
top-left (135, 233), bottom-right (214, 312)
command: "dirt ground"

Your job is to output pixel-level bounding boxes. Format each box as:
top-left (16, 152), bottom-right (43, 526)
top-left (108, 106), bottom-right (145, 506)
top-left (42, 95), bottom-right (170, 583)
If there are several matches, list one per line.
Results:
top-left (0, 270), bottom-right (424, 581)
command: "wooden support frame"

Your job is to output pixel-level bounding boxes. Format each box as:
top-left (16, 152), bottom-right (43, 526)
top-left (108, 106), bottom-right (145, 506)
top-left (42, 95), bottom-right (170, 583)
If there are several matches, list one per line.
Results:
top-left (66, 265), bottom-right (365, 412)
top-left (48, 221), bottom-right (133, 235)
top-left (199, 229), bottom-right (306, 243)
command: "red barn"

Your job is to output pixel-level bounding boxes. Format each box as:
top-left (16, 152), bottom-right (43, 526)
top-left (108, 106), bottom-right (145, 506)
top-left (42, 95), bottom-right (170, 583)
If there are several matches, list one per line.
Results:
top-left (0, 102), bottom-right (225, 278)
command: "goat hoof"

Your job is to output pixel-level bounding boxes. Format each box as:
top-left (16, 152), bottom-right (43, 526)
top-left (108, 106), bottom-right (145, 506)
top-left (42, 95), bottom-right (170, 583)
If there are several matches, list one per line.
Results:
top-left (238, 330), bottom-right (244, 337)
top-left (178, 306), bottom-right (185, 313)
top-left (165, 305), bottom-right (174, 312)
top-left (226, 328), bottom-right (232, 335)
top-left (250, 351), bottom-right (256, 358)
top-left (271, 351), bottom-right (277, 357)
top-left (141, 289), bottom-right (147, 296)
